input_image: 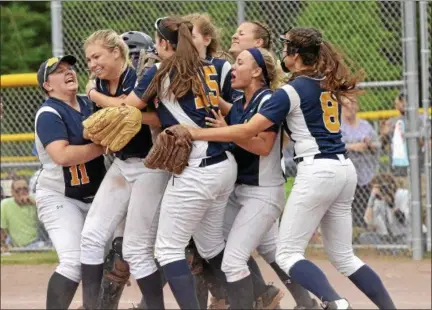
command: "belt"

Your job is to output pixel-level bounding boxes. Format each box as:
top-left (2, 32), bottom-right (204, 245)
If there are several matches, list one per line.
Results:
top-left (199, 152), bottom-right (228, 168)
top-left (115, 152), bottom-right (145, 161)
top-left (294, 153), bottom-right (348, 164)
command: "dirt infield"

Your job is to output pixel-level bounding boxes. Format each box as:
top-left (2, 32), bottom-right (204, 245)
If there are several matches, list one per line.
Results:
top-left (1, 255), bottom-right (431, 309)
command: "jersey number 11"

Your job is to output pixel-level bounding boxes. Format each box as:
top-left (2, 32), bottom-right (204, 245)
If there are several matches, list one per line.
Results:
top-left (69, 164), bottom-right (90, 186)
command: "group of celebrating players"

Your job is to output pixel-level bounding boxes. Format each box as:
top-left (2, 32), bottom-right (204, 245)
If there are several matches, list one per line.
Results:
top-left (33, 12), bottom-right (397, 310)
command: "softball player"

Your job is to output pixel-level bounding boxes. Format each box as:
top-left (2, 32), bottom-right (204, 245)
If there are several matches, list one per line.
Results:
top-left (80, 29), bottom-right (170, 309)
top-left (188, 27), bottom-right (396, 310)
top-left (108, 16), bottom-right (237, 309)
top-left (221, 21), bottom-right (318, 309)
top-left (34, 55), bottom-right (106, 309)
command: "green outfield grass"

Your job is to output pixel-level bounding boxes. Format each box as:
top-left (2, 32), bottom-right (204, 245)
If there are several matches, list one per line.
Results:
top-left (1, 250), bottom-right (59, 265)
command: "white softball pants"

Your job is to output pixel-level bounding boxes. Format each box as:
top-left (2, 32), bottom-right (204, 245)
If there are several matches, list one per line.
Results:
top-left (36, 191), bottom-right (90, 283)
top-left (275, 155), bottom-right (365, 277)
top-left (155, 152), bottom-right (237, 266)
top-left (80, 157), bottom-right (170, 280)
top-left (222, 184), bottom-right (285, 282)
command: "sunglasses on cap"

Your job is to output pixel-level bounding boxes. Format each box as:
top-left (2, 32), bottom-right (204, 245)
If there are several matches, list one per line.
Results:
top-left (37, 55), bottom-right (77, 89)
top-left (278, 27), bottom-right (293, 45)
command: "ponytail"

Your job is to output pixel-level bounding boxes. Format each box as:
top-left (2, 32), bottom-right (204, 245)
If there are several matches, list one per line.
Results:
top-left (316, 40), bottom-right (364, 103)
top-left (144, 16), bottom-right (208, 103)
top-left (287, 27), bottom-right (364, 103)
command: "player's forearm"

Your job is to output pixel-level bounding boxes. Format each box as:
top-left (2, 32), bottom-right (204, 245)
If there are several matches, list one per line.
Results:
top-left (191, 124), bottom-right (255, 142)
top-left (142, 112), bottom-right (161, 127)
top-left (89, 90), bottom-right (123, 108)
top-left (234, 136), bottom-right (273, 156)
top-left (55, 144), bottom-right (104, 166)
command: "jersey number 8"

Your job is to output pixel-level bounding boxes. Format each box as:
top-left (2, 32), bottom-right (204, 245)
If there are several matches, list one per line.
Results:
top-left (195, 66), bottom-right (220, 109)
top-left (69, 164), bottom-right (90, 186)
top-left (320, 92), bottom-right (341, 133)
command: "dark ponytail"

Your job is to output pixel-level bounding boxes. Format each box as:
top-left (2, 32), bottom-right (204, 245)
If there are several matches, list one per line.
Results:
top-left (143, 16), bottom-right (208, 102)
top-left (287, 27), bottom-right (364, 103)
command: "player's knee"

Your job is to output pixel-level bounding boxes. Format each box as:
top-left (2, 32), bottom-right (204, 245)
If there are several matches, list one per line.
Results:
top-left (122, 241), bottom-right (154, 267)
top-left (56, 251), bottom-right (81, 283)
top-left (257, 246), bottom-right (276, 264)
top-left (154, 244), bottom-right (185, 267)
top-left (221, 250), bottom-right (250, 282)
top-left (329, 253), bottom-right (365, 277)
top-left (80, 229), bottom-right (107, 264)
top-left (221, 259), bottom-right (250, 282)
top-left (275, 249), bottom-right (305, 276)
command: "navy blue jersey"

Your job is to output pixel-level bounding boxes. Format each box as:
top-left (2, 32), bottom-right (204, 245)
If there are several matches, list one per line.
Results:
top-left (259, 76), bottom-right (346, 158)
top-left (134, 63), bottom-right (228, 159)
top-left (226, 88), bottom-right (284, 186)
top-left (34, 96), bottom-right (105, 203)
top-left (206, 56), bottom-right (242, 103)
top-left (95, 66), bottom-right (153, 159)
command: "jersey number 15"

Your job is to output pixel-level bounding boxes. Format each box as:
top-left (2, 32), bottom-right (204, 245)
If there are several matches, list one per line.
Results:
top-left (195, 66), bottom-right (220, 109)
top-left (69, 164), bottom-right (90, 186)
top-left (320, 92), bottom-right (341, 133)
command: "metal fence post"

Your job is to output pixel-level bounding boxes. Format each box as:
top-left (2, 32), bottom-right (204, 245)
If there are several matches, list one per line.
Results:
top-left (51, 0), bottom-right (64, 57)
top-left (237, 0), bottom-right (245, 26)
top-left (403, 0), bottom-right (423, 260)
top-left (419, 0), bottom-right (431, 252)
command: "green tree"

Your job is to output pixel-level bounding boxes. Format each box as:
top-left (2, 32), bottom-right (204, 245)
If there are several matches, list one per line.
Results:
top-left (0, 2), bottom-right (51, 74)
top-left (295, 1), bottom-right (402, 110)
top-left (61, 1), bottom-right (237, 88)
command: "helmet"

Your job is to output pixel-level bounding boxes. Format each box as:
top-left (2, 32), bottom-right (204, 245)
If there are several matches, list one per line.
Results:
top-left (120, 31), bottom-right (154, 56)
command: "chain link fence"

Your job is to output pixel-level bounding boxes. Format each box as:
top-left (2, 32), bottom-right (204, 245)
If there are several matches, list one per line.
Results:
top-left (1, 0), bottom-right (431, 256)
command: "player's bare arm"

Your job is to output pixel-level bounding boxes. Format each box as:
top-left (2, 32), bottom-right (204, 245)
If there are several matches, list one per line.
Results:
top-left (190, 113), bottom-right (274, 142)
top-left (45, 140), bottom-right (104, 166)
top-left (142, 112), bottom-right (161, 127)
top-left (87, 85), bottom-right (160, 126)
top-left (205, 109), bottom-right (277, 155)
top-left (88, 89), bottom-right (148, 110)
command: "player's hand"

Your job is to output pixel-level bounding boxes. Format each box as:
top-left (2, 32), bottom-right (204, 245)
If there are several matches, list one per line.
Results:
top-left (205, 109), bottom-right (227, 128)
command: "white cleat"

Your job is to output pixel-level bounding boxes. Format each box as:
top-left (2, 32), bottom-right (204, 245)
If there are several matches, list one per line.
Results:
top-left (322, 298), bottom-right (352, 310)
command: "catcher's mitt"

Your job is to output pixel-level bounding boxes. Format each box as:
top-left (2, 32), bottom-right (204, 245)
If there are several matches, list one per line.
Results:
top-left (83, 104), bottom-right (142, 152)
top-left (144, 125), bottom-right (192, 175)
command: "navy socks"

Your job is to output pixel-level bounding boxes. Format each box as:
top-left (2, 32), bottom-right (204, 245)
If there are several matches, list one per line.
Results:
top-left (162, 259), bottom-right (199, 309)
top-left (349, 265), bottom-right (396, 309)
top-left (137, 270), bottom-right (165, 309)
top-left (289, 259), bottom-right (341, 302)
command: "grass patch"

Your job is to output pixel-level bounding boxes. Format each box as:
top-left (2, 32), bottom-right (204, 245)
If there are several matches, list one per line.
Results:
top-left (1, 250), bottom-right (58, 265)
top-left (284, 177), bottom-right (295, 197)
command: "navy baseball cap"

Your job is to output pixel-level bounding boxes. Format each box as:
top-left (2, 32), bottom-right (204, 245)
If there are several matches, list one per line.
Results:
top-left (37, 55), bottom-right (77, 89)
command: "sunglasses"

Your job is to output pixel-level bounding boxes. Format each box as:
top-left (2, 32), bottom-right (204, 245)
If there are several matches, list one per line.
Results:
top-left (278, 27), bottom-right (293, 44)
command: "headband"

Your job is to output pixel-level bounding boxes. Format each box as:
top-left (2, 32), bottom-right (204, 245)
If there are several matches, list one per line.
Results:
top-left (247, 48), bottom-right (270, 86)
top-left (155, 17), bottom-right (179, 46)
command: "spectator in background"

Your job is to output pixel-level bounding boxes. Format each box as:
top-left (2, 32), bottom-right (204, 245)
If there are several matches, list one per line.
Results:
top-left (1, 178), bottom-right (42, 250)
top-left (359, 173), bottom-right (410, 245)
top-left (380, 92), bottom-right (425, 185)
top-left (341, 96), bottom-right (380, 228)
